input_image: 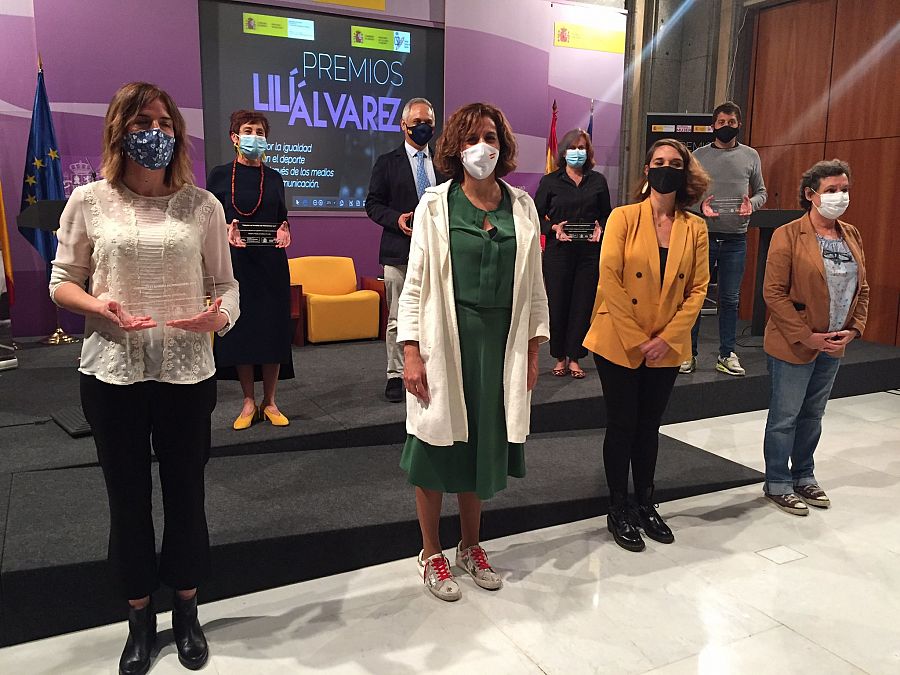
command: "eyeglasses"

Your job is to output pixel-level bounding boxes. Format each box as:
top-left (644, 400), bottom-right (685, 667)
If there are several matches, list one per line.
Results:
top-left (821, 248), bottom-right (853, 264)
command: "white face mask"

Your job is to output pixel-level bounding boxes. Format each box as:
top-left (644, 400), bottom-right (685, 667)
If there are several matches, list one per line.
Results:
top-left (460, 142), bottom-right (499, 180)
top-left (814, 190), bottom-right (849, 220)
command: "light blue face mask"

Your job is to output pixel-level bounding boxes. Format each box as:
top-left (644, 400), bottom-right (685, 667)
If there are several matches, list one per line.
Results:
top-left (238, 134), bottom-right (267, 160)
top-left (565, 148), bottom-right (587, 167)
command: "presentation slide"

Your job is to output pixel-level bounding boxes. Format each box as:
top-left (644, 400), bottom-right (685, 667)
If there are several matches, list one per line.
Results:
top-left (200, 1), bottom-right (444, 212)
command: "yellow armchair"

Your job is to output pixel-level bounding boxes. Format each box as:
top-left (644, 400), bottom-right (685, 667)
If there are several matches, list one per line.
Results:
top-left (288, 256), bottom-right (381, 343)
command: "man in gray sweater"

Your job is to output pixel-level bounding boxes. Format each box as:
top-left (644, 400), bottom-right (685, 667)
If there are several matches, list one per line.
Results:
top-left (682, 101), bottom-right (767, 376)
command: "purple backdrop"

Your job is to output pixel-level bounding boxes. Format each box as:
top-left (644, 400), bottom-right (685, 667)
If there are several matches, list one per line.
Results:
top-left (0, 0), bottom-right (624, 337)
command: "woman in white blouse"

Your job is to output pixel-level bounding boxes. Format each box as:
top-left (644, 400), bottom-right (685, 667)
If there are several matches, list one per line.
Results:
top-left (50, 82), bottom-right (239, 675)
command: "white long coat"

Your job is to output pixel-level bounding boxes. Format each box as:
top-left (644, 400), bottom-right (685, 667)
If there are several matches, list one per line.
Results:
top-left (397, 180), bottom-right (550, 446)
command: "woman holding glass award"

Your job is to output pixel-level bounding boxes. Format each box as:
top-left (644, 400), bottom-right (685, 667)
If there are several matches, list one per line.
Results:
top-left (535, 128), bottom-right (612, 380)
top-left (50, 82), bottom-right (239, 674)
top-left (207, 110), bottom-right (294, 430)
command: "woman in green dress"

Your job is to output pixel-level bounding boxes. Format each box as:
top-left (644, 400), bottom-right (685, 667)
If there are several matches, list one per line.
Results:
top-left (397, 103), bottom-right (550, 602)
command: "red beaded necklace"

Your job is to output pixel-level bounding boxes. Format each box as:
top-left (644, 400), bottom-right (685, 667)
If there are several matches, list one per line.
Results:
top-left (231, 158), bottom-right (264, 217)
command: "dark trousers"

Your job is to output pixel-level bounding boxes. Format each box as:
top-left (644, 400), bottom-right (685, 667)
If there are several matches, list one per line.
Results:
top-left (543, 241), bottom-right (600, 360)
top-left (594, 355), bottom-right (679, 494)
top-left (690, 235), bottom-right (747, 358)
top-left (80, 374), bottom-right (217, 600)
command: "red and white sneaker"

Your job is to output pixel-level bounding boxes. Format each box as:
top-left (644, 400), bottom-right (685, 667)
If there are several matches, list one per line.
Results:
top-left (418, 550), bottom-right (461, 602)
top-left (455, 542), bottom-right (503, 591)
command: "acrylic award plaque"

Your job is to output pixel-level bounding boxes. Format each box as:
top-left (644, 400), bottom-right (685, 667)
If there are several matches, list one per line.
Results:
top-left (710, 197), bottom-right (745, 216)
top-left (563, 222), bottom-right (596, 241)
top-left (237, 221), bottom-right (280, 246)
top-left (125, 276), bottom-right (217, 325)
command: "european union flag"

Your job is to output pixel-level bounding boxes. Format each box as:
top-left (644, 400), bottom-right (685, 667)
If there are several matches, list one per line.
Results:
top-left (18, 67), bottom-right (64, 270)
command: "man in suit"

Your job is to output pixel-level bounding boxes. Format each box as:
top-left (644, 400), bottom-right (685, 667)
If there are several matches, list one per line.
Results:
top-left (366, 97), bottom-right (445, 402)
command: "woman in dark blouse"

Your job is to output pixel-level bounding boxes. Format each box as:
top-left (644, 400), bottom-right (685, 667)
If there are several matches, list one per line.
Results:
top-left (207, 110), bottom-right (295, 430)
top-left (535, 128), bottom-right (612, 379)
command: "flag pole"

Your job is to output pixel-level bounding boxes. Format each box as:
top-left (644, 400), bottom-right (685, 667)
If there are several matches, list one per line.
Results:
top-left (42, 307), bottom-right (79, 345)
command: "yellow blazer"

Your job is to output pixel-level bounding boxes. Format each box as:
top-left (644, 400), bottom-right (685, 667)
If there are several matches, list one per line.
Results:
top-left (583, 199), bottom-right (709, 368)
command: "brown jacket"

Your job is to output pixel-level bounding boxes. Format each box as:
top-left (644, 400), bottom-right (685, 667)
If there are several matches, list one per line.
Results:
top-left (763, 214), bottom-right (868, 364)
top-left (583, 199), bottom-right (709, 368)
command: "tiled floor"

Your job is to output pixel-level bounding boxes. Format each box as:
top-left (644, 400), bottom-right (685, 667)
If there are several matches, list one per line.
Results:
top-left (2, 392), bottom-right (898, 674)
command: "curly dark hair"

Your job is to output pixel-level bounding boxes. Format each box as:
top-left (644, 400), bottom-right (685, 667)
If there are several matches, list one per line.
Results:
top-left (633, 139), bottom-right (710, 210)
top-left (434, 102), bottom-right (517, 180)
top-left (556, 128), bottom-right (595, 171)
top-left (229, 109), bottom-right (270, 137)
top-left (799, 159), bottom-right (851, 210)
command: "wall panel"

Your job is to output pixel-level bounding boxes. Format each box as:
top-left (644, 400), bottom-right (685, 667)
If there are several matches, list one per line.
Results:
top-left (749, 0), bottom-right (835, 148)
top-left (827, 0), bottom-right (900, 143)
top-left (826, 137), bottom-right (900, 345)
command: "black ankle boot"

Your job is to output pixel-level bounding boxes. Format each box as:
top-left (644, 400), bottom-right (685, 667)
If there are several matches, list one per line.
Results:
top-left (607, 492), bottom-right (645, 552)
top-left (172, 592), bottom-right (209, 670)
top-left (119, 600), bottom-right (156, 675)
top-left (633, 486), bottom-right (675, 544)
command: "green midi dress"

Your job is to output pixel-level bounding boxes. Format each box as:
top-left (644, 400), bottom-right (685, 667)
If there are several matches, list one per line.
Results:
top-left (400, 182), bottom-right (525, 500)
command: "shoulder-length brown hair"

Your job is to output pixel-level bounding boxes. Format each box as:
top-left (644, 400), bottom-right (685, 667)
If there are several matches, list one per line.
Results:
top-left (434, 102), bottom-right (517, 181)
top-left (100, 82), bottom-right (194, 190)
top-left (557, 128), bottom-right (594, 171)
top-left (632, 139), bottom-right (709, 210)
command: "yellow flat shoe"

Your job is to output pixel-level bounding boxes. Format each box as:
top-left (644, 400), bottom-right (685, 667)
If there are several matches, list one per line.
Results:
top-left (233, 410), bottom-right (256, 430)
top-left (260, 406), bottom-right (289, 426)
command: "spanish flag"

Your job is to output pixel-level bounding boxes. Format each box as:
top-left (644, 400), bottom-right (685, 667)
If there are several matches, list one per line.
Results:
top-left (545, 100), bottom-right (558, 174)
top-left (0, 178), bottom-right (13, 303)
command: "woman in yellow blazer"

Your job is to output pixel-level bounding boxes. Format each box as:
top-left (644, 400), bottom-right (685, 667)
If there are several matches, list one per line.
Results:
top-left (583, 139), bottom-right (709, 552)
top-left (762, 159), bottom-right (868, 516)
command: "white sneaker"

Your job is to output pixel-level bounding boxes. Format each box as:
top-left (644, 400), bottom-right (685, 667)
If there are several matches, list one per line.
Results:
top-left (419, 550), bottom-right (461, 602)
top-left (716, 352), bottom-right (745, 376)
top-left (679, 356), bottom-right (696, 374)
top-left (455, 542), bottom-right (503, 591)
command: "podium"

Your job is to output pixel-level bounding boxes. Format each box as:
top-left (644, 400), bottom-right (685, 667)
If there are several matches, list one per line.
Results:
top-left (15, 199), bottom-right (80, 344)
top-left (16, 199), bottom-right (68, 233)
top-left (749, 209), bottom-right (804, 336)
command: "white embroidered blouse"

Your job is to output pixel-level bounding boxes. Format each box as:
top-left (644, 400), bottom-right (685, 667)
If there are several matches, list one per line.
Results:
top-left (49, 179), bottom-right (240, 385)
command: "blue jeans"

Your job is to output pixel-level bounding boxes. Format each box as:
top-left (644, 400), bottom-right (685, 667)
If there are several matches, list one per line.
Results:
top-left (763, 353), bottom-right (840, 495)
top-left (690, 235), bottom-right (747, 358)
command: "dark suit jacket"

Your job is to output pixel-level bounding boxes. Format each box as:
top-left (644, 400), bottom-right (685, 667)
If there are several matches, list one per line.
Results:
top-left (365, 143), bottom-right (447, 266)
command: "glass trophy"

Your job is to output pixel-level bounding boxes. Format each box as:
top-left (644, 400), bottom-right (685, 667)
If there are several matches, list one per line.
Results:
top-left (710, 197), bottom-right (745, 216)
top-left (125, 276), bottom-right (218, 327)
top-left (563, 222), bottom-right (596, 241)
top-left (237, 221), bottom-right (280, 246)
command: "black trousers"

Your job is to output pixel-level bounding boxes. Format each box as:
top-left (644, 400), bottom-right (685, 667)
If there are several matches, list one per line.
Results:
top-left (594, 355), bottom-right (678, 495)
top-left (543, 241), bottom-right (600, 360)
top-left (80, 374), bottom-right (216, 600)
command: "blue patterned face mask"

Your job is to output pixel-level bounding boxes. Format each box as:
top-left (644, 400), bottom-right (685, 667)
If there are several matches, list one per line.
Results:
top-left (123, 128), bottom-right (175, 170)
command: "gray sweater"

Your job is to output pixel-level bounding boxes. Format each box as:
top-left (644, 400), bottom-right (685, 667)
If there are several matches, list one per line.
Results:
top-left (692, 142), bottom-right (767, 235)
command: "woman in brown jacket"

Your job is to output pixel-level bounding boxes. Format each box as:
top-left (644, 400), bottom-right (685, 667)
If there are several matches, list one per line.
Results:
top-left (762, 159), bottom-right (868, 516)
top-left (583, 139), bottom-right (709, 551)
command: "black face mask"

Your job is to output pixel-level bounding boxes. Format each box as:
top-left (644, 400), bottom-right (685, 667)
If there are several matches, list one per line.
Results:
top-left (713, 125), bottom-right (740, 143)
top-left (406, 122), bottom-right (434, 146)
top-left (647, 166), bottom-right (685, 195)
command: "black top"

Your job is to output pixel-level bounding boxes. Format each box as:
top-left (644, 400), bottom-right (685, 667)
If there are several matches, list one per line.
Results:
top-left (658, 246), bottom-right (668, 287)
top-left (207, 161), bottom-right (288, 225)
top-left (365, 143), bottom-right (447, 266)
top-left (534, 167), bottom-right (612, 240)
